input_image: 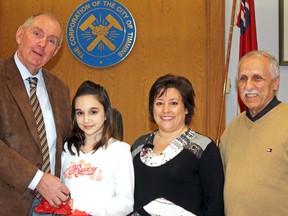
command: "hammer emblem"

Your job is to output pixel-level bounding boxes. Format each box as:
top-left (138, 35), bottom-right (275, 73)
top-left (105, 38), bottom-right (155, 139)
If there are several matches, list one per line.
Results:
top-left (80, 14), bottom-right (123, 51)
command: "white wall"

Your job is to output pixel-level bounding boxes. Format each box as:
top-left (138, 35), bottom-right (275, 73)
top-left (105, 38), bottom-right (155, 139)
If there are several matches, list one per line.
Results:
top-left (225, 0), bottom-right (288, 125)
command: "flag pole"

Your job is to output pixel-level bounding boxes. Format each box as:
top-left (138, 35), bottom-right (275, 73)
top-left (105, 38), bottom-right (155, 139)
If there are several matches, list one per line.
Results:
top-left (216, 0), bottom-right (237, 146)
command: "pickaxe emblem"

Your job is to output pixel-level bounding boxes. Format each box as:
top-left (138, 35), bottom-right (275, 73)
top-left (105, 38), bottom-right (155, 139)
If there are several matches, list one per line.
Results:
top-left (80, 14), bottom-right (123, 51)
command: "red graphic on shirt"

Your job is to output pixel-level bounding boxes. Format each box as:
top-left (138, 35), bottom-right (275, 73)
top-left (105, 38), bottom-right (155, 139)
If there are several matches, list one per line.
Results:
top-left (63, 159), bottom-right (103, 181)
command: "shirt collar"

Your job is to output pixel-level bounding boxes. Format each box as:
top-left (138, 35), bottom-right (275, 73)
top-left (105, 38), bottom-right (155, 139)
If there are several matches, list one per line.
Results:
top-left (14, 52), bottom-right (43, 82)
top-left (246, 96), bottom-right (281, 122)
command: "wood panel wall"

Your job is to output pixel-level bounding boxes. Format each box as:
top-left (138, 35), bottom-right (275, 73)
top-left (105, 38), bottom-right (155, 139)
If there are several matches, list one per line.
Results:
top-left (0, 0), bottom-right (225, 145)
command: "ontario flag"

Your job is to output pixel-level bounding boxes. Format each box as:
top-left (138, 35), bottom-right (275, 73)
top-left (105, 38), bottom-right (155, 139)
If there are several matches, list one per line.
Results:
top-left (236, 0), bottom-right (258, 112)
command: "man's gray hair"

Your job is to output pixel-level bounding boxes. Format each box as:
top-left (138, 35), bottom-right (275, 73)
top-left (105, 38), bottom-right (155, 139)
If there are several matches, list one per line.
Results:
top-left (21, 12), bottom-right (63, 46)
top-left (237, 50), bottom-right (280, 80)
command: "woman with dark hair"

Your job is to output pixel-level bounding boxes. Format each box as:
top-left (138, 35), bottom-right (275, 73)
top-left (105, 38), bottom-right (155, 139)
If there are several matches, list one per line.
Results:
top-left (61, 80), bottom-right (134, 216)
top-left (131, 74), bottom-right (224, 216)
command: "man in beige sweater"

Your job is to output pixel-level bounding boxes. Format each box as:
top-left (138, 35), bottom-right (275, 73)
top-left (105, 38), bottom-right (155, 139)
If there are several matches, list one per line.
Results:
top-left (220, 50), bottom-right (288, 216)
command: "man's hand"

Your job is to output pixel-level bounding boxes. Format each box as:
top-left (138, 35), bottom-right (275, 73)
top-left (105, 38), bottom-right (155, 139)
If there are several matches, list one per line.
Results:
top-left (36, 173), bottom-right (70, 207)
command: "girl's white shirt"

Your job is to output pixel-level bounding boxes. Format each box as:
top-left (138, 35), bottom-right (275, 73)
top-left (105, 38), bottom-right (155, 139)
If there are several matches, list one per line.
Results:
top-left (61, 138), bottom-right (134, 216)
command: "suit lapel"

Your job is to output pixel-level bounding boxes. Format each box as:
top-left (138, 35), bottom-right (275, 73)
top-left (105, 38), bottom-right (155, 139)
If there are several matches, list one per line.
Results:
top-left (43, 70), bottom-right (59, 129)
top-left (43, 70), bottom-right (62, 154)
top-left (5, 57), bottom-right (41, 147)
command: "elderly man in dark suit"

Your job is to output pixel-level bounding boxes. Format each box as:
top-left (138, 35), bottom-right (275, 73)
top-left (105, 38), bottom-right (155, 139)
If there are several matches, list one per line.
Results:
top-left (0, 13), bottom-right (72, 215)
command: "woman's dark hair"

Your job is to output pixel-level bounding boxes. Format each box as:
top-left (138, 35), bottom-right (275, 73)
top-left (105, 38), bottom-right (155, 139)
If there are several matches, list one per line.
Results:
top-left (65, 80), bottom-right (119, 155)
top-left (149, 74), bottom-right (195, 125)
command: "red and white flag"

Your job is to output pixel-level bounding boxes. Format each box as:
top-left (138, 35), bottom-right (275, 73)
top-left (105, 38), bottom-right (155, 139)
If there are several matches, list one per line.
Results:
top-left (236, 0), bottom-right (258, 112)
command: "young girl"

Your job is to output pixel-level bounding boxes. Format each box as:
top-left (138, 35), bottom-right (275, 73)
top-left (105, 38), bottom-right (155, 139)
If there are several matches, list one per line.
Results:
top-left (61, 80), bottom-right (134, 216)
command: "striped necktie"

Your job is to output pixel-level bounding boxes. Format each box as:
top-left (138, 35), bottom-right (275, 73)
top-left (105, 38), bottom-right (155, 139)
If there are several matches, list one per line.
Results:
top-left (27, 77), bottom-right (51, 174)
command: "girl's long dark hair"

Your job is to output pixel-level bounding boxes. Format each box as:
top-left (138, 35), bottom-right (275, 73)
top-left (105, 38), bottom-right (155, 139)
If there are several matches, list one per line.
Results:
top-left (64, 80), bottom-right (119, 156)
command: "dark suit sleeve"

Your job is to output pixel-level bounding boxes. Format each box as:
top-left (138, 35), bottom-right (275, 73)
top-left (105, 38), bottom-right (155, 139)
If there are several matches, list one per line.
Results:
top-left (0, 141), bottom-right (39, 193)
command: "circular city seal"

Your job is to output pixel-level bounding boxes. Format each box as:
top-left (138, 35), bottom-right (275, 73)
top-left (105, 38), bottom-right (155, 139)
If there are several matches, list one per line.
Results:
top-left (66, 0), bottom-right (136, 67)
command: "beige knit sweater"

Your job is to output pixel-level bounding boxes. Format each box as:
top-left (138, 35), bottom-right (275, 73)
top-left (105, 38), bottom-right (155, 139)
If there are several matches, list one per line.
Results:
top-left (220, 103), bottom-right (288, 216)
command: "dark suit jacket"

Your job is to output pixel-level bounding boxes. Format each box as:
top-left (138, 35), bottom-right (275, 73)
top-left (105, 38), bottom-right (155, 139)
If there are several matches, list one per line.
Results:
top-left (0, 55), bottom-right (72, 215)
